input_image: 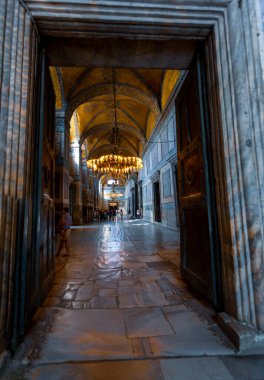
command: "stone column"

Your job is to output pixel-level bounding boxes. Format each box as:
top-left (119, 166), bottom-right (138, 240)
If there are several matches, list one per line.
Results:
top-left (69, 141), bottom-right (82, 225)
top-left (130, 187), bottom-right (135, 217)
top-left (92, 174), bottom-right (99, 213)
top-left (55, 110), bottom-right (70, 216)
top-left (88, 168), bottom-right (95, 222)
top-left (81, 158), bottom-right (89, 224)
top-left (167, 154), bottom-right (179, 228)
top-left (138, 180), bottom-right (143, 210)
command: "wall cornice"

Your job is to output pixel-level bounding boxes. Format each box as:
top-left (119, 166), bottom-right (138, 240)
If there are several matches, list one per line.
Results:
top-left (24, 0), bottom-right (229, 38)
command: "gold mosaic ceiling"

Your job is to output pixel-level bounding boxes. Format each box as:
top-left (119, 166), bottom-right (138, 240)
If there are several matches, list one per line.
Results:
top-left (51, 67), bottom-right (181, 159)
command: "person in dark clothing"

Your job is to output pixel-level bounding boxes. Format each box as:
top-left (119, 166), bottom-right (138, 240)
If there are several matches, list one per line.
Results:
top-left (56, 207), bottom-right (72, 257)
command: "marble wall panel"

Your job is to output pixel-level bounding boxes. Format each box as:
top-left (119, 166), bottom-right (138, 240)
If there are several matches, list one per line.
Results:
top-left (161, 202), bottom-right (177, 229)
top-left (0, 0), bottom-right (39, 355)
top-left (142, 103), bottom-right (177, 229)
top-left (161, 128), bottom-right (169, 158)
top-left (162, 170), bottom-right (172, 198)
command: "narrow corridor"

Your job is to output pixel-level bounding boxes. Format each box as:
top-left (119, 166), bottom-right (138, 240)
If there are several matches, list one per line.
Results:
top-left (3, 220), bottom-right (264, 379)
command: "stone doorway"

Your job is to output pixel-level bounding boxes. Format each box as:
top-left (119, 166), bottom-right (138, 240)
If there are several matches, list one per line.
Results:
top-left (14, 32), bottom-right (246, 348)
top-left (0, 0), bottom-right (263, 357)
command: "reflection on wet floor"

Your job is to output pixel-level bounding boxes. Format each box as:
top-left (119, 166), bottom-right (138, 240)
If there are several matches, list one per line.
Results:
top-left (50, 220), bottom-right (183, 308)
top-left (39, 221), bottom-right (230, 350)
top-left (3, 220), bottom-right (242, 380)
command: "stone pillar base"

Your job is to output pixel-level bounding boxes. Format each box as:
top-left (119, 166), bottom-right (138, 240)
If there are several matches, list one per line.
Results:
top-left (218, 312), bottom-right (264, 354)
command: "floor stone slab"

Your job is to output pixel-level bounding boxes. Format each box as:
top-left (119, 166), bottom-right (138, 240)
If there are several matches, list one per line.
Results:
top-left (96, 288), bottom-right (118, 296)
top-left (136, 255), bottom-right (164, 263)
top-left (118, 279), bottom-right (140, 287)
top-left (5, 222), bottom-right (248, 380)
top-left (125, 307), bottom-right (174, 338)
top-left (75, 283), bottom-right (94, 301)
top-left (91, 296), bottom-right (118, 308)
top-left (221, 356), bottom-right (264, 379)
top-left (29, 360), bottom-right (164, 380)
top-left (119, 285), bottom-right (143, 295)
top-left (160, 358), bottom-right (234, 380)
top-left (94, 280), bottom-right (118, 289)
top-left (141, 280), bottom-right (160, 293)
top-left (119, 291), bottom-right (169, 308)
top-left (149, 334), bottom-right (234, 357)
top-left (62, 291), bottom-right (76, 300)
top-left (35, 308), bottom-right (132, 363)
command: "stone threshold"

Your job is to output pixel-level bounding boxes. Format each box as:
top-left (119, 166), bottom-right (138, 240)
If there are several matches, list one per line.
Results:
top-left (218, 312), bottom-right (264, 354)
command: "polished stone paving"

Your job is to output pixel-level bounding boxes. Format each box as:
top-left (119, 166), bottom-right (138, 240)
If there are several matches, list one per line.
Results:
top-left (2, 220), bottom-right (264, 379)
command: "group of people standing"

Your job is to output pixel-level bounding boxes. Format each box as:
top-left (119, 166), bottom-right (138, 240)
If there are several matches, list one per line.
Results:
top-left (55, 206), bottom-right (142, 258)
top-left (95, 208), bottom-right (124, 221)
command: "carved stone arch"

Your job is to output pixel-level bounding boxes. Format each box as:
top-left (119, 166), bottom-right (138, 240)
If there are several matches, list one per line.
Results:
top-left (66, 83), bottom-right (161, 121)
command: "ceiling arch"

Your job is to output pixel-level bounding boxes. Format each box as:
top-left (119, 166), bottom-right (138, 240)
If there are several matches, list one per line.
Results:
top-left (78, 100), bottom-right (147, 141)
top-left (51, 67), bottom-right (182, 164)
top-left (89, 128), bottom-right (138, 153)
top-left (80, 122), bottom-right (145, 146)
top-left (89, 142), bottom-right (137, 159)
top-left (66, 83), bottom-right (161, 122)
top-left (88, 129), bottom-right (138, 154)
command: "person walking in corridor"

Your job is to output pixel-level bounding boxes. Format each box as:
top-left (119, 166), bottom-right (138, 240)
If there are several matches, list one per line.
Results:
top-left (56, 207), bottom-right (72, 257)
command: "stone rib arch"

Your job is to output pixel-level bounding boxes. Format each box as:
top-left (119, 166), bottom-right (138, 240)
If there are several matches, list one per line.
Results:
top-left (116, 106), bottom-right (146, 136)
top-left (79, 103), bottom-right (146, 141)
top-left (129, 68), bottom-right (162, 109)
top-left (50, 67), bottom-right (64, 109)
top-left (89, 143), bottom-right (137, 159)
top-left (89, 130), bottom-right (138, 157)
top-left (67, 67), bottom-right (94, 100)
top-left (66, 83), bottom-right (161, 121)
top-left (80, 122), bottom-right (145, 146)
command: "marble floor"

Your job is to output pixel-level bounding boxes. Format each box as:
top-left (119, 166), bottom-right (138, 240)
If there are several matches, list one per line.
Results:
top-left (2, 220), bottom-right (264, 379)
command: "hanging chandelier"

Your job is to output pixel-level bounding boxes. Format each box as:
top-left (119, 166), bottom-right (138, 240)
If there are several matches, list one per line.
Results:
top-left (87, 154), bottom-right (143, 176)
top-left (105, 191), bottom-right (124, 199)
top-left (104, 180), bottom-right (123, 199)
top-left (87, 68), bottom-right (143, 178)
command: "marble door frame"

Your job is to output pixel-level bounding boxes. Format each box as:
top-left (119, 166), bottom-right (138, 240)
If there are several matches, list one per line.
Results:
top-left (21, 0), bottom-right (264, 347)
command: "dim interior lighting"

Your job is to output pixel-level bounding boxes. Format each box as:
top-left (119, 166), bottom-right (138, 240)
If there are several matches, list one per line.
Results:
top-left (87, 68), bottom-right (143, 177)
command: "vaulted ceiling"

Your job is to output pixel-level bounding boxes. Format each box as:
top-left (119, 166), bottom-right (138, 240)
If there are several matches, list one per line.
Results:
top-left (51, 67), bottom-right (181, 159)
